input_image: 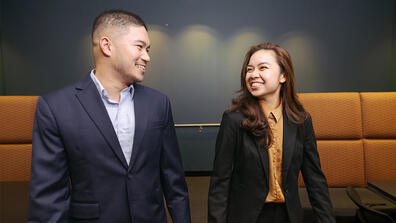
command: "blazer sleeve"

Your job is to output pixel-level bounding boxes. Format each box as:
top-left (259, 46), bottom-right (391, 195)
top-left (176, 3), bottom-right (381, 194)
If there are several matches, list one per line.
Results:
top-left (301, 115), bottom-right (336, 223)
top-left (208, 111), bottom-right (240, 223)
top-left (160, 98), bottom-right (191, 223)
top-left (27, 97), bottom-right (70, 223)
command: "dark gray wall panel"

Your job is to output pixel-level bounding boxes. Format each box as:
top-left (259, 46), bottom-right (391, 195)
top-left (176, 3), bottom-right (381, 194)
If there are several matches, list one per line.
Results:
top-left (2, 0), bottom-right (395, 122)
top-left (0, 0), bottom-right (4, 94)
top-left (392, 0), bottom-right (396, 86)
top-left (176, 127), bottom-right (217, 171)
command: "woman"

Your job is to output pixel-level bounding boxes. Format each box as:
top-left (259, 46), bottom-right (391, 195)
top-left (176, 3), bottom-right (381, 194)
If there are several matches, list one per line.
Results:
top-left (208, 43), bottom-right (335, 223)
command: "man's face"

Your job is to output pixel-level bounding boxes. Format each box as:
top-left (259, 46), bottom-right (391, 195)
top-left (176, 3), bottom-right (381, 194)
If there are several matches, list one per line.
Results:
top-left (112, 25), bottom-right (151, 84)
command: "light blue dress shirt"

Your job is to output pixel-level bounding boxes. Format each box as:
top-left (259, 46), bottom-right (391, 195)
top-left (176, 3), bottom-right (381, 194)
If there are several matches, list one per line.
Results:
top-left (90, 70), bottom-right (135, 165)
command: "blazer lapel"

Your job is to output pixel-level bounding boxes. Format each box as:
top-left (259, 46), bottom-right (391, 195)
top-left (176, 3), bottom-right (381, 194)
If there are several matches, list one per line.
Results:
top-left (254, 134), bottom-right (270, 183)
top-left (282, 115), bottom-right (297, 184)
top-left (128, 84), bottom-right (149, 171)
top-left (75, 75), bottom-right (128, 169)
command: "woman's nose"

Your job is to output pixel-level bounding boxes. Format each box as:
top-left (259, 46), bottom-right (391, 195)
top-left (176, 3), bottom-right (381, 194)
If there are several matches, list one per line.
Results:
top-left (251, 69), bottom-right (261, 78)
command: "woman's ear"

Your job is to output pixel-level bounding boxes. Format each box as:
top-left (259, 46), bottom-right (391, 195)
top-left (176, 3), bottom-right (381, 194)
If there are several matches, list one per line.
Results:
top-left (279, 73), bottom-right (286, 83)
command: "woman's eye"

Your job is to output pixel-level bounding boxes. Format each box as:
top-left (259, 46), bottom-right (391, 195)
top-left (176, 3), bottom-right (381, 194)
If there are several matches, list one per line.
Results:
top-left (259, 66), bottom-right (267, 70)
top-left (247, 67), bottom-right (254, 72)
top-left (136, 45), bottom-right (143, 49)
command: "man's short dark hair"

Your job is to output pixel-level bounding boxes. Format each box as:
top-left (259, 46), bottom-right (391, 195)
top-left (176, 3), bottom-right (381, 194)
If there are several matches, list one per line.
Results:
top-left (92, 9), bottom-right (147, 41)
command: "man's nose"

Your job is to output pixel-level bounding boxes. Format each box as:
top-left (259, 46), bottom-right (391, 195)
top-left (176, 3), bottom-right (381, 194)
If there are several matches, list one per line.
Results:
top-left (142, 50), bottom-right (150, 62)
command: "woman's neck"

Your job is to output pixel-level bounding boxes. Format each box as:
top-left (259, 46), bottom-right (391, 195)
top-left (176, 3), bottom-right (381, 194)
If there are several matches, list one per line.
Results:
top-left (258, 95), bottom-right (281, 110)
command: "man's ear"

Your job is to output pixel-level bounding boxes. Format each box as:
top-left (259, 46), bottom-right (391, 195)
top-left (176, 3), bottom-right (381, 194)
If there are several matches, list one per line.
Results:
top-left (280, 73), bottom-right (286, 83)
top-left (99, 36), bottom-right (112, 57)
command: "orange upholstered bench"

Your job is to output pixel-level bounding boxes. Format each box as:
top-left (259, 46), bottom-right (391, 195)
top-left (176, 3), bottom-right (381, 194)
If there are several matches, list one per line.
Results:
top-left (296, 92), bottom-right (396, 187)
top-left (0, 96), bottom-right (39, 182)
top-left (297, 92), bottom-right (396, 222)
top-left (0, 96), bottom-right (39, 223)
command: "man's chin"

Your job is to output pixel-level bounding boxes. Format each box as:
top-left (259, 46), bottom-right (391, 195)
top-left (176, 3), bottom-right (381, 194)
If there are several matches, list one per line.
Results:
top-left (134, 76), bottom-right (144, 83)
top-left (124, 74), bottom-right (144, 84)
top-left (132, 72), bottom-right (144, 82)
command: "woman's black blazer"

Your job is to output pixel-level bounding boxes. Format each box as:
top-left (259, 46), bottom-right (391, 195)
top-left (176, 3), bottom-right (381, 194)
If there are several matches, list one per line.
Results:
top-left (208, 111), bottom-right (336, 223)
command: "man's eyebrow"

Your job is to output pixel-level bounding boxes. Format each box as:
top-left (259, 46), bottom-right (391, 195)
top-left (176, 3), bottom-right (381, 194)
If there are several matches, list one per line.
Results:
top-left (134, 40), bottom-right (150, 47)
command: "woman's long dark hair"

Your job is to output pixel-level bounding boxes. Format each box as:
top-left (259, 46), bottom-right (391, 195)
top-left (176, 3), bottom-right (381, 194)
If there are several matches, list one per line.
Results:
top-left (230, 42), bottom-right (307, 148)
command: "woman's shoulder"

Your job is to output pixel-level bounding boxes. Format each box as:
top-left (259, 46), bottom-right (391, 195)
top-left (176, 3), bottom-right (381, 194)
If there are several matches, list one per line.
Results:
top-left (221, 110), bottom-right (246, 126)
top-left (299, 111), bottom-right (314, 133)
top-left (303, 111), bottom-right (312, 123)
top-left (223, 109), bottom-right (245, 120)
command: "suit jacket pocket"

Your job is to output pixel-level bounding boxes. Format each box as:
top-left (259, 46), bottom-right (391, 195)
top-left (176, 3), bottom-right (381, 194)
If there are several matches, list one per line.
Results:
top-left (70, 202), bottom-right (100, 219)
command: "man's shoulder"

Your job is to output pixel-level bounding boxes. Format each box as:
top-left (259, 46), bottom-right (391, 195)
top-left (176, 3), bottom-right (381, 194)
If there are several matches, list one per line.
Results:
top-left (134, 83), bottom-right (168, 101)
top-left (41, 75), bottom-right (90, 104)
top-left (42, 82), bottom-right (78, 101)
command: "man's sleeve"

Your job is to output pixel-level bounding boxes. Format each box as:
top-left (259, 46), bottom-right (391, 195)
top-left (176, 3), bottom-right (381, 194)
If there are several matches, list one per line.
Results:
top-left (160, 97), bottom-right (191, 223)
top-left (27, 97), bottom-right (70, 223)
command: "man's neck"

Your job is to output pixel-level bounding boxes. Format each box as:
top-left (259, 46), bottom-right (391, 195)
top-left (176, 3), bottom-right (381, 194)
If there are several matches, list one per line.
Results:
top-left (95, 68), bottom-right (130, 102)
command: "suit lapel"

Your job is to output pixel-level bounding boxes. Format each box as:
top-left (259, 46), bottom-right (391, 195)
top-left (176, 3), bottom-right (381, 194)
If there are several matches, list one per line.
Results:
top-left (254, 135), bottom-right (269, 183)
top-left (282, 115), bottom-right (297, 184)
top-left (75, 75), bottom-right (128, 169)
top-left (128, 84), bottom-right (149, 171)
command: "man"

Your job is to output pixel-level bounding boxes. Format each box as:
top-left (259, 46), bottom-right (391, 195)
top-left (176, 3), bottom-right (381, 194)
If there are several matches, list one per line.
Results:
top-left (28, 9), bottom-right (191, 223)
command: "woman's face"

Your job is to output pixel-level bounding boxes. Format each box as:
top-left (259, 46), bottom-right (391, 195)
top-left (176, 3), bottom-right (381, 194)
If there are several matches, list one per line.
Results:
top-left (245, 49), bottom-right (286, 101)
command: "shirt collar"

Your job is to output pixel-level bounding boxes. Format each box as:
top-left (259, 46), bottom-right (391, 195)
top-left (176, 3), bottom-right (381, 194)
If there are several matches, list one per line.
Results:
top-left (260, 101), bottom-right (283, 123)
top-left (90, 69), bottom-right (135, 101)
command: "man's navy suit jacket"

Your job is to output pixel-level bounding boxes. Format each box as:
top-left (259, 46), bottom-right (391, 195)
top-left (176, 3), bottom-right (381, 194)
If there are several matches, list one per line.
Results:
top-left (27, 75), bottom-right (191, 223)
